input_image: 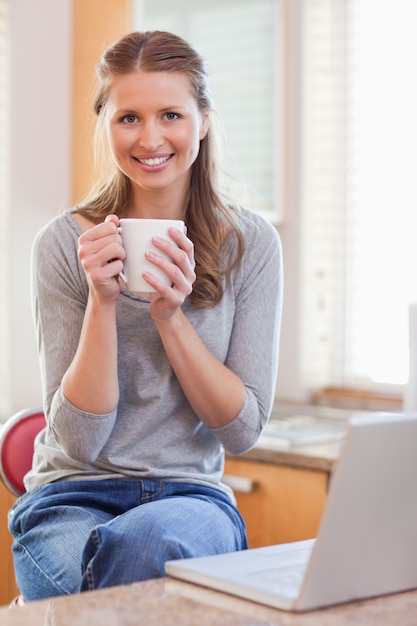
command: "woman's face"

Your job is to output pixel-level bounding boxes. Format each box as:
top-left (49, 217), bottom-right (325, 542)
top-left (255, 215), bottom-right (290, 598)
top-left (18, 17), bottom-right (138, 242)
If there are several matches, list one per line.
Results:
top-left (105, 70), bottom-right (209, 208)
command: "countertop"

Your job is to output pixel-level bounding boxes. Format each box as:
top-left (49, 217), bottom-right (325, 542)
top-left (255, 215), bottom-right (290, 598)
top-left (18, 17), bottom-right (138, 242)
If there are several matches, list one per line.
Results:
top-left (228, 402), bottom-right (354, 473)
top-left (2, 577), bottom-right (417, 626)
top-left (238, 439), bottom-right (341, 473)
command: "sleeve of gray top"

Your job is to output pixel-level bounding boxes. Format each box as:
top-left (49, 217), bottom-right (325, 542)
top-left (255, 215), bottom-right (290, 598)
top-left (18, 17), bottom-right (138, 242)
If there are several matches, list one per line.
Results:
top-left (31, 219), bottom-right (118, 463)
top-left (211, 217), bottom-right (283, 455)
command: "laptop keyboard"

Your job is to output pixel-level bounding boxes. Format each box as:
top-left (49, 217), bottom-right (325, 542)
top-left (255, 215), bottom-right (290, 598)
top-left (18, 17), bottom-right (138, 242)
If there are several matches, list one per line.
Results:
top-left (251, 563), bottom-right (307, 596)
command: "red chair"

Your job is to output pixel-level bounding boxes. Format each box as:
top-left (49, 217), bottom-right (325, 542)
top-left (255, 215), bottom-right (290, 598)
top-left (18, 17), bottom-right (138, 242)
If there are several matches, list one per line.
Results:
top-left (0, 408), bottom-right (46, 607)
top-left (0, 408), bottom-right (46, 497)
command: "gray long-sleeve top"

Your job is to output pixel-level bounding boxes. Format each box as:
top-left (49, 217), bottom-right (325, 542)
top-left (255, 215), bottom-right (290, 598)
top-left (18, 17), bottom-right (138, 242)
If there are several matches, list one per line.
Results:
top-left (25, 208), bottom-right (283, 497)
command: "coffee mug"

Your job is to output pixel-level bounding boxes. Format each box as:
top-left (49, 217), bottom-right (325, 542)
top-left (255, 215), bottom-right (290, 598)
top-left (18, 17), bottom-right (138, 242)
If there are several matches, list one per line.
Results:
top-left (118, 218), bottom-right (185, 295)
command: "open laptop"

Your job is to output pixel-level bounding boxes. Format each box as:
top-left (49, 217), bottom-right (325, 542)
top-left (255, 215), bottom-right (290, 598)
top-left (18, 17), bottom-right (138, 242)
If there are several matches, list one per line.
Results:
top-left (166, 412), bottom-right (417, 612)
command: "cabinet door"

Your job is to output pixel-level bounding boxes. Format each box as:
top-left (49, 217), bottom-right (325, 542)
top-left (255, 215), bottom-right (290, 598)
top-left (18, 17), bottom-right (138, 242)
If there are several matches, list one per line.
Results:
top-left (0, 482), bottom-right (18, 606)
top-left (224, 458), bottom-right (328, 548)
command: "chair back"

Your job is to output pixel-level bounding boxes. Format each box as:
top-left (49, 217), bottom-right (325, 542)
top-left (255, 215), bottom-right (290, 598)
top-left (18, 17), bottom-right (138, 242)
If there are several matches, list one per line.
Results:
top-left (0, 408), bottom-right (46, 496)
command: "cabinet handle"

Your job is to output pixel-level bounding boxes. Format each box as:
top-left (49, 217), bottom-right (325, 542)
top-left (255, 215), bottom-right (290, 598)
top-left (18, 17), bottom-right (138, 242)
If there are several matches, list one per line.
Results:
top-left (222, 474), bottom-right (255, 493)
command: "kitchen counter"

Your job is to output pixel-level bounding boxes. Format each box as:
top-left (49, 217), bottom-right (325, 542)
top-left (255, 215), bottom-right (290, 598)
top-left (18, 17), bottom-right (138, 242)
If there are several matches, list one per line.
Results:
top-left (2, 577), bottom-right (417, 626)
top-left (230, 401), bottom-right (353, 473)
top-left (239, 438), bottom-right (341, 473)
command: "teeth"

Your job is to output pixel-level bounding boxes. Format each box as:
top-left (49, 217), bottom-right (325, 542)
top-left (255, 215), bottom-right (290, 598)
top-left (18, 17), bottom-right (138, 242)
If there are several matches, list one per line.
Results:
top-left (138, 156), bottom-right (170, 166)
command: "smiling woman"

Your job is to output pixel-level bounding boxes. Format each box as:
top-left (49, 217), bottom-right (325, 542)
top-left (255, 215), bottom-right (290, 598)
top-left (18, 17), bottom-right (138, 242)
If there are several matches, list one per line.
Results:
top-left (9, 29), bottom-right (283, 602)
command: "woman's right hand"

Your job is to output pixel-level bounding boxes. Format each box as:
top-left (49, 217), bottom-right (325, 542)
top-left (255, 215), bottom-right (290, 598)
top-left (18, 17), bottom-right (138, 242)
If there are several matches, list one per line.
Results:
top-left (77, 215), bottom-right (125, 302)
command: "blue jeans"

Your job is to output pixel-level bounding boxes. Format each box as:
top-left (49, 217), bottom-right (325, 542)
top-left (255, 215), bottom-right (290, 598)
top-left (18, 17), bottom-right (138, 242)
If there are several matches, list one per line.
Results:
top-left (8, 479), bottom-right (248, 601)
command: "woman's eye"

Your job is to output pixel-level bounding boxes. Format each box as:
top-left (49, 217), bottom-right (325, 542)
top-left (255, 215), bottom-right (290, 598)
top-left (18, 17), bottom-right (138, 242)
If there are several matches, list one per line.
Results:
top-left (122, 114), bottom-right (138, 124)
top-left (165, 112), bottom-right (179, 121)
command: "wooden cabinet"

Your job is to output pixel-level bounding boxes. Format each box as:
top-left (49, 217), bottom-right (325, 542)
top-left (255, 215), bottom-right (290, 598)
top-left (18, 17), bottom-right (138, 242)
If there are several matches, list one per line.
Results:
top-left (0, 481), bottom-right (18, 606)
top-left (224, 458), bottom-right (328, 548)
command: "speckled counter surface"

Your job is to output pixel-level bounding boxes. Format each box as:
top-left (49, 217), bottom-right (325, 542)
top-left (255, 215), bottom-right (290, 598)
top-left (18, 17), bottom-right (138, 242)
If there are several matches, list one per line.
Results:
top-left (238, 439), bottom-right (341, 473)
top-left (234, 402), bottom-right (352, 473)
top-left (2, 578), bottom-right (417, 626)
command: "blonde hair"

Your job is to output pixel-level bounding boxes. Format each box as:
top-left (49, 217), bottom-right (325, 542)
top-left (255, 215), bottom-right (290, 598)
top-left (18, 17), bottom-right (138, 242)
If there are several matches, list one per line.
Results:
top-left (75, 31), bottom-right (244, 307)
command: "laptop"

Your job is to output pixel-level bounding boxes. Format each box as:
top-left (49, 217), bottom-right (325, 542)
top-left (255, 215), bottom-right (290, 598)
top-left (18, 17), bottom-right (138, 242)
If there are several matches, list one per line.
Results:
top-left (166, 412), bottom-right (417, 612)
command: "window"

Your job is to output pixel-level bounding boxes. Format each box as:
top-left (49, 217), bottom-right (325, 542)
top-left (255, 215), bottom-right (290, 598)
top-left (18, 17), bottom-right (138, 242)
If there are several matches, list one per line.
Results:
top-left (301, 0), bottom-right (417, 398)
top-left (133, 0), bottom-right (285, 224)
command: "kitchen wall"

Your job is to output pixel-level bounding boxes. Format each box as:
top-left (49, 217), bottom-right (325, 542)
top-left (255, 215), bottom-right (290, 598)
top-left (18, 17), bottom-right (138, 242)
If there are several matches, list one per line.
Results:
top-left (7, 0), bottom-right (71, 412)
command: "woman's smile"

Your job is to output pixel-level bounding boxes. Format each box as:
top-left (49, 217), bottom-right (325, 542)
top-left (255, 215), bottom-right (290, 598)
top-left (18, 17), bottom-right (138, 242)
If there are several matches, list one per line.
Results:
top-left (133, 153), bottom-right (174, 170)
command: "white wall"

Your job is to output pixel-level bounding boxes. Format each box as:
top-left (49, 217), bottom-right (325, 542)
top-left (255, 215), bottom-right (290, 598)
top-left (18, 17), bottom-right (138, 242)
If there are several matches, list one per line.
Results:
top-left (8, 0), bottom-right (71, 411)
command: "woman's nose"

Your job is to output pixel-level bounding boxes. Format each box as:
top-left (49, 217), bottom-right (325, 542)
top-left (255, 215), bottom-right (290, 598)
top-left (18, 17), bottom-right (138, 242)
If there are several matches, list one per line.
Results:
top-left (138, 121), bottom-right (163, 152)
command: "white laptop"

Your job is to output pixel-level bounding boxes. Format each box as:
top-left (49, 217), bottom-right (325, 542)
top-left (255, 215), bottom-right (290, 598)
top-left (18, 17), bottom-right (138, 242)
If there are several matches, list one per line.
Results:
top-left (166, 412), bottom-right (417, 612)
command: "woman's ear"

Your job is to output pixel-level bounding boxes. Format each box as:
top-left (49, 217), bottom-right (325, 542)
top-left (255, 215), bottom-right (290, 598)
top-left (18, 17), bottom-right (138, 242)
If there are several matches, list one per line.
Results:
top-left (199, 110), bottom-right (210, 140)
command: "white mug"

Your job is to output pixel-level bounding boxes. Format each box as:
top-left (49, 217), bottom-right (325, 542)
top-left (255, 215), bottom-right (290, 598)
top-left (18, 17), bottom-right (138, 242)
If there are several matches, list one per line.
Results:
top-left (118, 218), bottom-right (185, 295)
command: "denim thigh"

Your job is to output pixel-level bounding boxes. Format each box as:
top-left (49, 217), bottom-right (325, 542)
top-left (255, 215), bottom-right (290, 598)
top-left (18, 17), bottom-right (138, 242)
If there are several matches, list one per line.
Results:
top-left (8, 480), bottom-right (247, 601)
top-left (80, 481), bottom-right (248, 592)
top-left (8, 481), bottom-right (121, 600)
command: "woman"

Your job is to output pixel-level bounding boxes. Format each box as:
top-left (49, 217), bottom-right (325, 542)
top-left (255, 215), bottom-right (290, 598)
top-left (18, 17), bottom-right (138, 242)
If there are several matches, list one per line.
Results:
top-left (9, 31), bottom-right (283, 601)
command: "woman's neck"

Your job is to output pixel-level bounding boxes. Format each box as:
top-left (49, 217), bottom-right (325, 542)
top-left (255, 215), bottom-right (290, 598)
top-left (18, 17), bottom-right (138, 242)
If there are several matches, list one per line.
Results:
top-left (128, 183), bottom-right (189, 220)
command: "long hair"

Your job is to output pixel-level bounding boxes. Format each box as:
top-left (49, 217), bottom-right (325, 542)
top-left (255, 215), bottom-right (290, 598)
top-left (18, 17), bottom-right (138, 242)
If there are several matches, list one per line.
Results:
top-left (75, 30), bottom-right (244, 307)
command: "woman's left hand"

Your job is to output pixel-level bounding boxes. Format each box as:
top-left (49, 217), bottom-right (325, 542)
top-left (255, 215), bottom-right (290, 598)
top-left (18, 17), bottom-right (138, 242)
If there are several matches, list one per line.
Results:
top-left (146, 226), bottom-right (196, 321)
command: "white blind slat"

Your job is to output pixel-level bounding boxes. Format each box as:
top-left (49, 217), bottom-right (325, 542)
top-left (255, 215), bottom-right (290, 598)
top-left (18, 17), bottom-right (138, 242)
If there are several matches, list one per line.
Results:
top-left (301, 0), bottom-right (349, 389)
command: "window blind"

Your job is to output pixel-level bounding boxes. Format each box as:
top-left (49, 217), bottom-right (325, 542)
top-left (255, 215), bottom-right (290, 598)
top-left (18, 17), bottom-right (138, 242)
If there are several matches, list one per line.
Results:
top-left (0, 0), bottom-right (9, 413)
top-left (300, 0), bottom-right (350, 390)
top-left (301, 0), bottom-right (417, 394)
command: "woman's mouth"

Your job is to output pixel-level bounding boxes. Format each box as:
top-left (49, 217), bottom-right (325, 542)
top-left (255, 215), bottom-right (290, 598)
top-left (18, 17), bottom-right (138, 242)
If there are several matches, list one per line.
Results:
top-left (135, 155), bottom-right (173, 167)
